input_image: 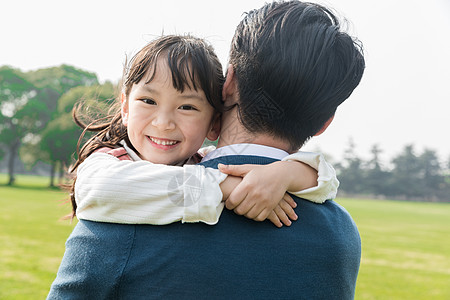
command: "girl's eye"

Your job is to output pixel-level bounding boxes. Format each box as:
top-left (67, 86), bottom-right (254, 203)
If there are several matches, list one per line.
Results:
top-left (141, 98), bottom-right (156, 105)
top-left (179, 105), bottom-right (197, 111)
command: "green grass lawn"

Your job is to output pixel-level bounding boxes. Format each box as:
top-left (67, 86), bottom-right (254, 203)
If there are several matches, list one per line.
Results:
top-left (337, 198), bottom-right (450, 300)
top-left (0, 174), bottom-right (77, 299)
top-left (1, 174), bottom-right (449, 299)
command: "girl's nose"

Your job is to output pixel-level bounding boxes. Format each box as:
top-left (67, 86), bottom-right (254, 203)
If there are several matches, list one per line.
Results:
top-left (151, 113), bottom-right (176, 130)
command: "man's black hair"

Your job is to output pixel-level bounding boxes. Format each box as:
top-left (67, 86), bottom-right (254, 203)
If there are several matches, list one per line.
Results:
top-left (229, 0), bottom-right (365, 150)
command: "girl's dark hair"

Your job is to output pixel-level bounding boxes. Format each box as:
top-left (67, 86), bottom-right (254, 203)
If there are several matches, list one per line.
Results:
top-left (67, 35), bottom-right (224, 218)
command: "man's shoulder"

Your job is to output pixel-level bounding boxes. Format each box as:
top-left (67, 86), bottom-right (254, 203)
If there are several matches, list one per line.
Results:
top-left (310, 198), bottom-right (355, 222)
top-left (294, 198), bottom-right (361, 261)
top-left (296, 198), bottom-right (359, 237)
top-left (214, 198), bottom-right (360, 256)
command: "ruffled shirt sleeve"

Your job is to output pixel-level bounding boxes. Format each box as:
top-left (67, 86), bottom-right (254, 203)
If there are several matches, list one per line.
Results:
top-left (75, 153), bottom-right (227, 225)
top-left (281, 151), bottom-right (339, 203)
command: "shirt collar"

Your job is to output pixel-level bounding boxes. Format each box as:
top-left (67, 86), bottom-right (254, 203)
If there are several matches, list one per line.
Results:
top-left (121, 140), bottom-right (142, 161)
top-left (202, 143), bottom-right (289, 162)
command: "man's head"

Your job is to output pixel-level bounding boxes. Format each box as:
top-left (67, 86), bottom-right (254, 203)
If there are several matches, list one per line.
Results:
top-left (225, 0), bottom-right (365, 151)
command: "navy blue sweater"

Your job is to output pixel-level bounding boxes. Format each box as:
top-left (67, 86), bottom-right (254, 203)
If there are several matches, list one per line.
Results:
top-left (48, 155), bottom-right (360, 299)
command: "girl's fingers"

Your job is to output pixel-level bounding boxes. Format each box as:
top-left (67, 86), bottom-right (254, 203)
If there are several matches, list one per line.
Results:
top-left (284, 193), bottom-right (297, 208)
top-left (274, 205), bottom-right (292, 226)
top-left (280, 196), bottom-right (298, 221)
top-left (234, 201), bottom-right (256, 216)
top-left (218, 164), bottom-right (255, 176)
top-left (267, 211), bottom-right (283, 228)
top-left (225, 183), bottom-right (248, 210)
top-left (244, 206), bottom-right (260, 220)
top-left (250, 208), bottom-right (271, 222)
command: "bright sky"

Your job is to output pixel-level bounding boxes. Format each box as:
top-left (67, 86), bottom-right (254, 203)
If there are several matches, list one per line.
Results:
top-left (2, 0), bottom-right (449, 164)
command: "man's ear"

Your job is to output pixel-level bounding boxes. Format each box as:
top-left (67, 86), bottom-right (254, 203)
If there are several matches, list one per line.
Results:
top-left (314, 115), bottom-right (334, 136)
top-left (206, 112), bottom-right (222, 141)
top-left (222, 65), bottom-right (238, 104)
top-left (121, 92), bottom-right (129, 126)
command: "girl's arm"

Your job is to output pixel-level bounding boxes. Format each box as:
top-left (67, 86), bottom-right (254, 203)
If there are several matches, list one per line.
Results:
top-left (218, 151), bottom-right (338, 226)
top-left (282, 151), bottom-right (338, 202)
top-left (75, 152), bottom-right (227, 225)
top-left (76, 149), bottom-right (336, 227)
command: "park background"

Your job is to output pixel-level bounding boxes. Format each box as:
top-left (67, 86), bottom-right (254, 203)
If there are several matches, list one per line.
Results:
top-left (1, 0), bottom-right (449, 299)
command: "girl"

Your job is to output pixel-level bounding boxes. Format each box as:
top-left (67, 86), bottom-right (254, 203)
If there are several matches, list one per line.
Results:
top-left (70, 35), bottom-right (338, 227)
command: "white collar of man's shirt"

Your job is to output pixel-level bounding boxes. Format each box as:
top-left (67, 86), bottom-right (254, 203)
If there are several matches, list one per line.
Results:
top-left (121, 140), bottom-right (142, 161)
top-left (201, 143), bottom-right (289, 162)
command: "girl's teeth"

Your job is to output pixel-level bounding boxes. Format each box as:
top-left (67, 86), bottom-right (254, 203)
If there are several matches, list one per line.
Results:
top-left (151, 137), bottom-right (176, 145)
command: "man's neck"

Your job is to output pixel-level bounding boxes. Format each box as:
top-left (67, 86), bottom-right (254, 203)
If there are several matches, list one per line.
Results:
top-left (217, 112), bottom-right (293, 153)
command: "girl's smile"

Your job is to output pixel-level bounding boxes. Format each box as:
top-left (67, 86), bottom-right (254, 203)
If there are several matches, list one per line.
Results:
top-left (147, 136), bottom-right (180, 150)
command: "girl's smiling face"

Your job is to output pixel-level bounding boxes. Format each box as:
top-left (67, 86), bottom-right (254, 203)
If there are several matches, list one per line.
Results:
top-left (121, 59), bottom-right (220, 165)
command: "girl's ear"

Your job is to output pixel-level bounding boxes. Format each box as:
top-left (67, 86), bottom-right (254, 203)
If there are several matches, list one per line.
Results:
top-left (206, 112), bottom-right (221, 141)
top-left (121, 92), bottom-right (129, 126)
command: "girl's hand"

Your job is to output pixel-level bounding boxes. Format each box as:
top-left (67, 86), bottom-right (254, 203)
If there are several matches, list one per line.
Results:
top-left (219, 162), bottom-right (309, 227)
top-left (266, 194), bottom-right (298, 227)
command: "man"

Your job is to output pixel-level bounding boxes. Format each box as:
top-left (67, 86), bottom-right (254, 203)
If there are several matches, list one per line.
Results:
top-left (47, 1), bottom-right (365, 299)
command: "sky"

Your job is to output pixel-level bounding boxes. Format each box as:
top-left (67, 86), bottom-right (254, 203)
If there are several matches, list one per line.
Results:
top-left (1, 0), bottom-right (449, 164)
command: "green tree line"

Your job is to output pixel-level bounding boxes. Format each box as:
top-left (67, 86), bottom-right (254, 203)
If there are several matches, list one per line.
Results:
top-left (1, 64), bottom-right (449, 201)
top-left (334, 140), bottom-right (450, 202)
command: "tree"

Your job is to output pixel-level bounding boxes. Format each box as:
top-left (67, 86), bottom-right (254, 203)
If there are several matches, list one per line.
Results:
top-left (390, 145), bottom-right (424, 198)
top-left (24, 64), bottom-right (98, 97)
top-left (335, 138), bottom-right (366, 195)
top-left (36, 83), bottom-right (115, 186)
top-left (365, 144), bottom-right (390, 195)
top-left (0, 66), bottom-right (46, 185)
top-left (418, 149), bottom-right (445, 200)
top-left (0, 64), bottom-right (99, 185)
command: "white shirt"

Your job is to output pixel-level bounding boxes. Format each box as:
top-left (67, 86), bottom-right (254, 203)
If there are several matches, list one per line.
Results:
top-left (75, 144), bottom-right (338, 225)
